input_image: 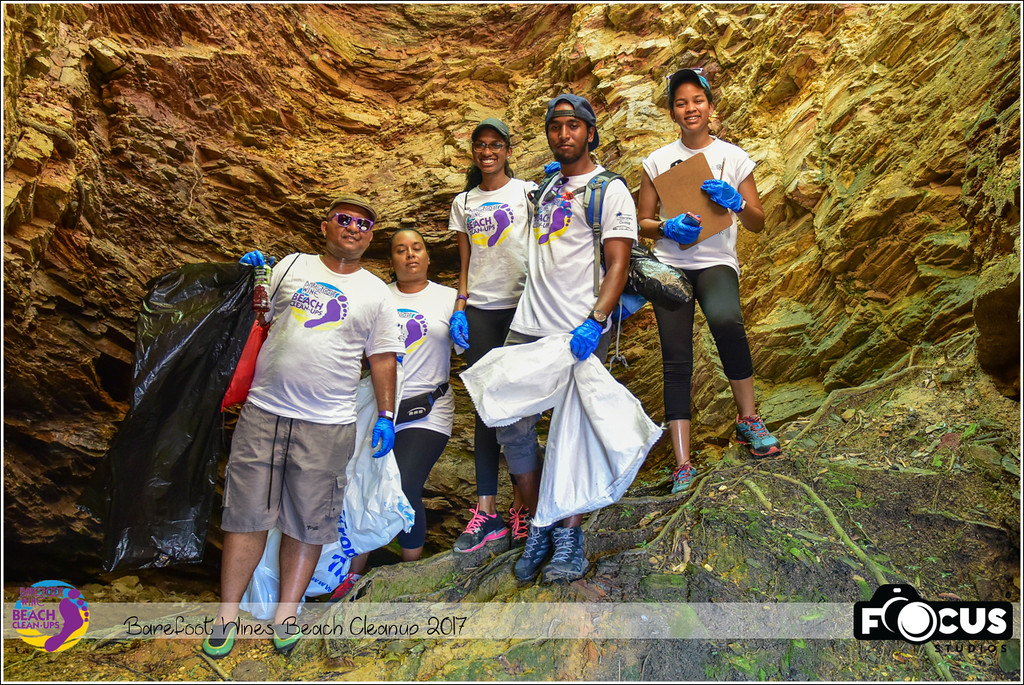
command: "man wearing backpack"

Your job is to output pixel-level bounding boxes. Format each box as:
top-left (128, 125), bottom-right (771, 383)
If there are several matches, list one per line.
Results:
top-left (498, 94), bottom-right (637, 583)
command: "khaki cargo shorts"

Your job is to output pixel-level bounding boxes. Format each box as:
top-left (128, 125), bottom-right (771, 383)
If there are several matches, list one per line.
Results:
top-left (222, 402), bottom-right (356, 545)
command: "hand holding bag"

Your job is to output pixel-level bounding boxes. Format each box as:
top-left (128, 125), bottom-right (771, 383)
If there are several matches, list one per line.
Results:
top-left (220, 255), bottom-right (299, 410)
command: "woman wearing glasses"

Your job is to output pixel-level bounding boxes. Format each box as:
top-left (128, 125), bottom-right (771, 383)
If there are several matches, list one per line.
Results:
top-left (329, 228), bottom-right (458, 600)
top-left (447, 118), bottom-right (537, 553)
top-left (636, 68), bottom-right (781, 495)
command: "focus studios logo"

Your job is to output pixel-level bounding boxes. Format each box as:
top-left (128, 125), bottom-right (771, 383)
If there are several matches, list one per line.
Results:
top-left (854, 584), bottom-right (1012, 644)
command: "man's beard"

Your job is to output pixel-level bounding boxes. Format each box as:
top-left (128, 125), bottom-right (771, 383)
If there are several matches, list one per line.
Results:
top-left (552, 145), bottom-right (586, 166)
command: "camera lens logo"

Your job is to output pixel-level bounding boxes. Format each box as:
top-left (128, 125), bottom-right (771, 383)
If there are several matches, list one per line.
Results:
top-left (854, 584), bottom-right (1011, 644)
top-left (12, 581), bottom-right (89, 653)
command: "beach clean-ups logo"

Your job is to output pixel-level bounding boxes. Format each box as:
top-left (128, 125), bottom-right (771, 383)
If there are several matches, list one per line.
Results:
top-left (467, 202), bottom-right (515, 248)
top-left (854, 584), bottom-right (1011, 644)
top-left (397, 308), bottom-right (428, 354)
top-left (12, 581), bottom-right (89, 652)
top-left (290, 281), bottom-right (349, 329)
top-left (534, 187), bottom-right (573, 245)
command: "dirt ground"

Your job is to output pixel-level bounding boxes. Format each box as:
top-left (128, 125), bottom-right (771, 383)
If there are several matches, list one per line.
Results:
top-left (4, 332), bottom-right (1020, 681)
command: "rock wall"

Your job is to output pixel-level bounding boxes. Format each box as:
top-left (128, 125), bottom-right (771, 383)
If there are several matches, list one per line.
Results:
top-left (2, 3), bottom-right (1019, 575)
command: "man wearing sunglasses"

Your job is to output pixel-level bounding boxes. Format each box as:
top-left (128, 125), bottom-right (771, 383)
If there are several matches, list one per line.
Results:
top-left (497, 94), bottom-right (637, 584)
top-left (205, 194), bottom-right (403, 658)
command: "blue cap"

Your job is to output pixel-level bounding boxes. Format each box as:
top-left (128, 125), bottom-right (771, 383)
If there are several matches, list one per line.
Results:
top-left (545, 94), bottom-right (600, 150)
top-left (667, 68), bottom-right (713, 105)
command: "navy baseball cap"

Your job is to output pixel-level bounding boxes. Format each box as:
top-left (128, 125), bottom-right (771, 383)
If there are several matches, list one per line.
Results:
top-left (667, 68), bottom-right (713, 105)
top-left (545, 94), bottom-right (600, 150)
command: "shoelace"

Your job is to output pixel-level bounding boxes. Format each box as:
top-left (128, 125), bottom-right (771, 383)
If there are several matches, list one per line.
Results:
top-left (549, 528), bottom-right (577, 563)
top-left (523, 526), bottom-right (549, 556)
top-left (462, 506), bottom-right (488, 534)
top-left (673, 464), bottom-right (695, 480)
top-left (509, 507), bottom-right (529, 538)
top-left (741, 415), bottom-right (770, 438)
top-left (331, 573), bottom-right (357, 599)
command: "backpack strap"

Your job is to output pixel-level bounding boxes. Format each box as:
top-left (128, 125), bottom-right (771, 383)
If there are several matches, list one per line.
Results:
top-left (582, 170), bottom-right (627, 297)
top-left (528, 171), bottom-right (563, 214)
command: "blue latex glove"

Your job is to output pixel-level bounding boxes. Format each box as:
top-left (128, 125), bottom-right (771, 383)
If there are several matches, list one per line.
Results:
top-left (701, 179), bottom-right (744, 212)
top-left (662, 212), bottom-right (702, 244)
top-left (239, 250), bottom-right (276, 267)
top-left (544, 161), bottom-right (561, 175)
top-left (569, 318), bottom-right (603, 361)
top-left (449, 310), bottom-right (470, 349)
top-left (371, 417), bottom-right (395, 458)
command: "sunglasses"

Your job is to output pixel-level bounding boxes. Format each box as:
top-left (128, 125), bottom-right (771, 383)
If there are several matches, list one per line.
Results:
top-left (330, 212), bottom-right (375, 232)
top-left (472, 140), bottom-right (507, 152)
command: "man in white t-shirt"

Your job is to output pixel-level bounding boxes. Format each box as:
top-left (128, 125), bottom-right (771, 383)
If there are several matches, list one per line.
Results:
top-left (499, 94), bottom-right (637, 584)
top-left (203, 194), bottom-right (404, 658)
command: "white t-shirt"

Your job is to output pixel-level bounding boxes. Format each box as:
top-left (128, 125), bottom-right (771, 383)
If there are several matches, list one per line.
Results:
top-left (388, 281), bottom-right (457, 436)
top-left (248, 254), bottom-right (404, 424)
top-left (512, 166), bottom-right (638, 337)
top-left (448, 178), bottom-right (537, 310)
top-left (641, 137), bottom-right (756, 276)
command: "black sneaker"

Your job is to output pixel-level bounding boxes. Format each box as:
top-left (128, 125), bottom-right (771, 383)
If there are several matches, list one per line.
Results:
top-left (541, 526), bottom-right (589, 583)
top-left (514, 522), bottom-right (555, 581)
top-left (454, 507), bottom-right (508, 553)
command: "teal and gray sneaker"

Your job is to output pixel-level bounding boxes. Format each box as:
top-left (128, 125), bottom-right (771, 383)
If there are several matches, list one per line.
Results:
top-left (735, 414), bottom-right (781, 457)
top-left (671, 464), bottom-right (697, 494)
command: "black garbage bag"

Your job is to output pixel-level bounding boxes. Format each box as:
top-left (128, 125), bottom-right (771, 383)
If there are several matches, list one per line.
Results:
top-left (79, 262), bottom-right (255, 571)
top-left (624, 243), bottom-right (694, 310)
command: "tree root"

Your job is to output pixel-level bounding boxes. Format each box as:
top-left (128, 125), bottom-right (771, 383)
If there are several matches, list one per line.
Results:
top-left (910, 507), bottom-right (1005, 532)
top-left (762, 472), bottom-right (952, 681)
top-left (194, 647), bottom-right (231, 680)
top-left (792, 365), bottom-right (925, 445)
top-left (16, 112), bottom-right (78, 159)
top-left (742, 479), bottom-right (773, 510)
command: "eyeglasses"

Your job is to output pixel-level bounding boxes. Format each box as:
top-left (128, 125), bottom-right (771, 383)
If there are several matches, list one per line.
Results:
top-left (330, 212), bottom-right (375, 232)
top-left (667, 67), bottom-right (711, 92)
top-left (472, 140), bottom-right (507, 152)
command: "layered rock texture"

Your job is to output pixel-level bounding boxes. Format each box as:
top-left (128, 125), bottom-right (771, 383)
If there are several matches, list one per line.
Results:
top-left (3, 4), bottom-right (1020, 574)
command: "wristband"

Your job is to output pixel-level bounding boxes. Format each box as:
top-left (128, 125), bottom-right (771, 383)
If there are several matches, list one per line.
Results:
top-left (738, 199), bottom-right (747, 213)
top-left (456, 294), bottom-right (468, 302)
top-left (378, 409), bottom-right (394, 421)
top-left (657, 221), bottom-right (665, 237)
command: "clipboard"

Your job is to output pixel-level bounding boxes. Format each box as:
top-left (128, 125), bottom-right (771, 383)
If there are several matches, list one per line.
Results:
top-left (651, 152), bottom-right (732, 247)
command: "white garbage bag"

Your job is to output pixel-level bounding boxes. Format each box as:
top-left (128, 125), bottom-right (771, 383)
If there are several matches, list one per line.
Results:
top-left (460, 334), bottom-right (662, 528)
top-left (240, 369), bottom-right (415, 610)
top-left (460, 334), bottom-right (576, 427)
top-left (535, 354), bottom-right (662, 527)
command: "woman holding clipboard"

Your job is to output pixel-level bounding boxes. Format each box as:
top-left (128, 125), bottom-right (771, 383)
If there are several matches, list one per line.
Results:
top-left (636, 67), bottom-right (781, 494)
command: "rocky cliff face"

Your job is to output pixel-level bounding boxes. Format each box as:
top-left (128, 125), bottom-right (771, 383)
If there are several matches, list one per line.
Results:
top-left (2, 4), bottom-right (1019, 575)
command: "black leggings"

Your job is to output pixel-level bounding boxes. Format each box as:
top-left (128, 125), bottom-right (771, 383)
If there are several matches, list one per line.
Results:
top-left (463, 306), bottom-right (517, 497)
top-left (393, 428), bottom-right (449, 549)
top-left (653, 264), bottom-right (754, 421)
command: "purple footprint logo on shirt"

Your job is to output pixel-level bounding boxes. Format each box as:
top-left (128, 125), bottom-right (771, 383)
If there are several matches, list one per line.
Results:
top-left (537, 200), bottom-right (571, 245)
top-left (305, 295), bottom-right (344, 328)
top-left (486, 206), bottom-right (512, 247)
top-left (399, 309), bottom-right (429, 354)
